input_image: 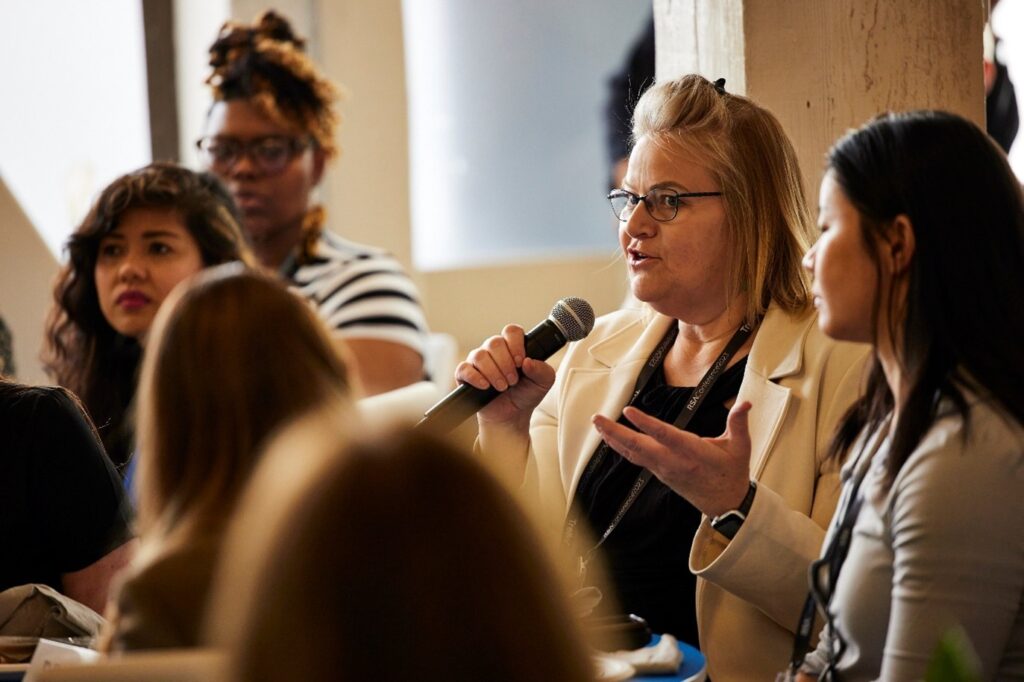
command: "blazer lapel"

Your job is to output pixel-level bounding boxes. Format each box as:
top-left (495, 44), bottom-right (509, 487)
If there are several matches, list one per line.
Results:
top-left (740, 306), bottom-right (815, 477)
top-left (559, 311), bottom-right (676, 505)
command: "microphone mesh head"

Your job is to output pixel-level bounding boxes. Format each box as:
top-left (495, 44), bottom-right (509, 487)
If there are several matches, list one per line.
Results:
top-left (550, 297), bottom-right (595, 341)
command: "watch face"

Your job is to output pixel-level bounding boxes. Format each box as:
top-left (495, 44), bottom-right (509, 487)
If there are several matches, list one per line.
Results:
top-left (712, 512), bottom-right (744, 540)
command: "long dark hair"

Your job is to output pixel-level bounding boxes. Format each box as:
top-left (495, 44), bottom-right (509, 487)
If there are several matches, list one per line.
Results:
top-left (826, 111), bottom-right (1024, 484)
top-left (43, 163), bottom-right (251, 468)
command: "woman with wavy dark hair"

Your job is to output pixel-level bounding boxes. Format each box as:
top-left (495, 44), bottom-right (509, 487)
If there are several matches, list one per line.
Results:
top-left (197, 10), bottom-right (429, 395)
top-left (44, 163), bottom-right (251, 469)
top-left (788, 111), bottom-right (1024, 680)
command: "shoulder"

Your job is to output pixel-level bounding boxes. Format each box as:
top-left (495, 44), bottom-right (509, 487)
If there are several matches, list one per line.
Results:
top-left (885, 395), bottom-right (1024, 531)
top-left (298, 231), bottom-right (407, 274)
top-left (899, 395), bottom-right (1024, 485)
top-left (560, 305), bottom-right (665, 369)
top-left (752, 305), bottom-right (870, 381)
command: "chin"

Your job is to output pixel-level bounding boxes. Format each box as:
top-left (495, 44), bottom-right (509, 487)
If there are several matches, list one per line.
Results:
top-left (818, 314), bottom-right (869, 345)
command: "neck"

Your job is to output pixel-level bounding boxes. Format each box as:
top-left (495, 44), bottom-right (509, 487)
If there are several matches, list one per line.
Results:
top-left (877, 342), bottom-right (908, 425)
top-left (252, 221), bottom-right (303, 270)
top-left (675, 295), bottom-right (748, 344)
top-left (663, 296), bottom-right (753, 386)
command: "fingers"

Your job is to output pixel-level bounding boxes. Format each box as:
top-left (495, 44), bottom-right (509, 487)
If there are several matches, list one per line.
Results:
top-left (621, 406), bottom-right (702, 451)
top-left (592, 413), bottom-right (665, 471)
top-left (520, 357), bottom-right (556, 391)
top-left (725, 400), bottom-right (752, 445)
top-left (456, 325), bottom-right (527, 391)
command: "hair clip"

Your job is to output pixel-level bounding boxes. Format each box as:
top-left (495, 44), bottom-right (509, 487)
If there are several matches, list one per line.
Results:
top-left (713, 78), bottom-right (727, 94)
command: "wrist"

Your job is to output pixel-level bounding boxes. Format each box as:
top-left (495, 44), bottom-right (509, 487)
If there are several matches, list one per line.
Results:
top-left (710, 480), bottom-right (757, 540)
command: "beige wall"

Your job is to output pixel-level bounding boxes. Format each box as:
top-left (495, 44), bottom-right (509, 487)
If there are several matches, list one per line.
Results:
top-left (0, 175), bottom-right (60, 385)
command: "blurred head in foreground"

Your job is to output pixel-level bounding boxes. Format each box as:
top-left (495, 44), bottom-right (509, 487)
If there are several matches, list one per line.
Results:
top-left (207, 424), bottom-right (596, 682)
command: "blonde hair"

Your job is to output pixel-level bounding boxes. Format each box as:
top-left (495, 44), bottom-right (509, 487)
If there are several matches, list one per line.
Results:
top-left (207, 423), bottom-right (595, 682)
top-left (632, 74), bottom-right (813, 324)
top-left (135, 264), bottom-right (352, 550)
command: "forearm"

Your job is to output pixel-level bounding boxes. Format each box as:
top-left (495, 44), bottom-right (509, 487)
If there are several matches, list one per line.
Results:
top-left (476, 417), bottom-right (532, 486)
top-left (692, 483), bottom-right (828, 629)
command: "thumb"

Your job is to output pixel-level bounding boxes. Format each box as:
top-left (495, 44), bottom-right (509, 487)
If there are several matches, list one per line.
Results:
top-left (725, 400), bottom-right (752, 449)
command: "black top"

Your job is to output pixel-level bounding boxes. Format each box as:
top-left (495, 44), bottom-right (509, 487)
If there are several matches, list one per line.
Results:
top-left (573, 357), bottom-right (747, 644)
top-left (0, 384), bottom-right (134, 593)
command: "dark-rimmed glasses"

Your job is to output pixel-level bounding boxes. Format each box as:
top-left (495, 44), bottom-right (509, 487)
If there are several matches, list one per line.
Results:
top-left (607, 188), bottom-right (722, 222)
top-left (195, 135), bottom-right (312, 175)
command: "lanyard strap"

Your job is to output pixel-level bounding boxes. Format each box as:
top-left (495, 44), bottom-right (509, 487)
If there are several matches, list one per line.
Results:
top-left (575, 319), bottom-right (755, 561)
top-left (788, 427), bottom-right (887, 672)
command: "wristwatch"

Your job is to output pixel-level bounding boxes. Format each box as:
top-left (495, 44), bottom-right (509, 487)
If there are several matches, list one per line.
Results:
top-left (710, 481), bottom-right (757, 540)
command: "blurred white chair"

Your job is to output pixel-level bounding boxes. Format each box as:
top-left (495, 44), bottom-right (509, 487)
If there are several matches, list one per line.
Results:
top-left (424, 332), bottom-right (459, 391)
top-left (34, 649), bottom-right (225, 682)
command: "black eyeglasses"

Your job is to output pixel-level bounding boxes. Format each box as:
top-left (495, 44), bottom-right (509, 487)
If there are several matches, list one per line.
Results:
top-left (607, 188), bottom-right (722, 222)
top-left (195, 135), bottom-right (312, 175)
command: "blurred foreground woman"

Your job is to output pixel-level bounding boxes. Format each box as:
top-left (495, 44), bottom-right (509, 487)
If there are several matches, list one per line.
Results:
top-left (103, 266), bottom-right (353, 651)
top-left (207, 426), bottom-right (596, 682)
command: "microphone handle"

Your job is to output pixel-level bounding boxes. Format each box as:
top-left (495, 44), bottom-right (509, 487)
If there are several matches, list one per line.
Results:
top-left (416, 319), bottom-right (568, 433)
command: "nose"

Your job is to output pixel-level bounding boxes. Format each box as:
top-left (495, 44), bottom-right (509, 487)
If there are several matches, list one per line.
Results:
top-left (225, 149), bottom-right (259, 179)
top-left (623, 200), bottom-right (657, 240)
top-left (117, 250), bottom-right (146, 282)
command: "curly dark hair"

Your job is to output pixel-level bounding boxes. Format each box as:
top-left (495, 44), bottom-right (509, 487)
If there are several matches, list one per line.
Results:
top-left (43, 162), bottom-right (251, 468)
top-left (206, 10), bottom-right (340, 158)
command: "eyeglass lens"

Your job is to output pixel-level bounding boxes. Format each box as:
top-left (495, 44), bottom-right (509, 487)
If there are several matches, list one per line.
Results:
top-left (197, 137), bottom-right (301, 174)
top-left (609, 189), bottom-right (681, 222)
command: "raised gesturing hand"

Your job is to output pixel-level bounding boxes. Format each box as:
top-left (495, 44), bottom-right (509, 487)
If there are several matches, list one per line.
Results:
top-left (592, 400), bottom-right (755, 518)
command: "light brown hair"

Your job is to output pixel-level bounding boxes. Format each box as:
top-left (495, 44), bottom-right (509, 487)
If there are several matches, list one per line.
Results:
top-left (207, 423), bottom-right (596, 682)
top-left (135, 264), bottom-right (352, 548)
top-left (632, 74), bottom-right (813, 324)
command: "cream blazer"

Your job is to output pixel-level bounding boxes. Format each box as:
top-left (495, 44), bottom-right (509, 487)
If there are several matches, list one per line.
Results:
top-left (523, 304), bottom-right (870, 682)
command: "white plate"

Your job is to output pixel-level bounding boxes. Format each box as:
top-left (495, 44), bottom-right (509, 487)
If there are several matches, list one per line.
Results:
top-left (594, 654), bottom-right (636, 682)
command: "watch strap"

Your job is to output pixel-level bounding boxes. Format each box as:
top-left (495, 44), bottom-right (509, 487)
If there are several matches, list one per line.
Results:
top-left (711, 480), bottom-right (757, 539)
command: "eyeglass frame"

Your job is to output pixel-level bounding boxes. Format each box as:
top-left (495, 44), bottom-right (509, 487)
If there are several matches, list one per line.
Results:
top-left (606, 187), bottom-right (723, 223)
top-left (194, 135), bottom-right (314, 175)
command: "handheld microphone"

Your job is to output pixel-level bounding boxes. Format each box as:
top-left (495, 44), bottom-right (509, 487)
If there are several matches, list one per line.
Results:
top-left (416, 297), bottom-right (596, 433)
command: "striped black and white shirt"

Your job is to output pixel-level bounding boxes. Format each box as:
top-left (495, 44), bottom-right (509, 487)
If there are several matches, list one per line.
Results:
top-left (284, 230), bottom-right (428, 357)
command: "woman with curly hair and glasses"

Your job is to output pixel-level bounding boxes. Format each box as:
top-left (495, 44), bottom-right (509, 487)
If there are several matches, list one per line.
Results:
top-left (197, 10), bottom-right (429, 396)
top-left (44, 163), bottom-right (251, 471)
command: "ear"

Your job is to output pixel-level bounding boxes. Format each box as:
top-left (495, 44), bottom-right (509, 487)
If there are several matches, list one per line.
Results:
top-left (310, 147), bottom-right (327, 186)
top-left (883, 214), bottom-right (916, 276)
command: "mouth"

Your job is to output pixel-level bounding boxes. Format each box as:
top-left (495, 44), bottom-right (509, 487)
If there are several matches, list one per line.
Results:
top-left (627, 247), bottom-right (656, 266)
top-left (232, 189), bottom-right (266, 213)
top-left (116, 291), bottom-right (152, 310)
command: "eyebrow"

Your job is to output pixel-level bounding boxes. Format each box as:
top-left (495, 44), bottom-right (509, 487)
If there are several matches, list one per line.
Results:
top-left (621, 180), bottom-right (692, 192)
top-left (101, 230), bottom-right (186, 241)
top-left (650, 181), bottom-right (691, 192)
top-left (141, 230), bottom-right (186, 239)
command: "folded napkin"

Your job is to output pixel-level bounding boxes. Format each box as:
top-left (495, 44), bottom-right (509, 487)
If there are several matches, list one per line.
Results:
top-left (606, 634), bottom-right (684, 674)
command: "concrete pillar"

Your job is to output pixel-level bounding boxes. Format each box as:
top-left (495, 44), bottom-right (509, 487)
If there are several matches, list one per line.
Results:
top-left (654, 0), bottom-right (986, 201)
